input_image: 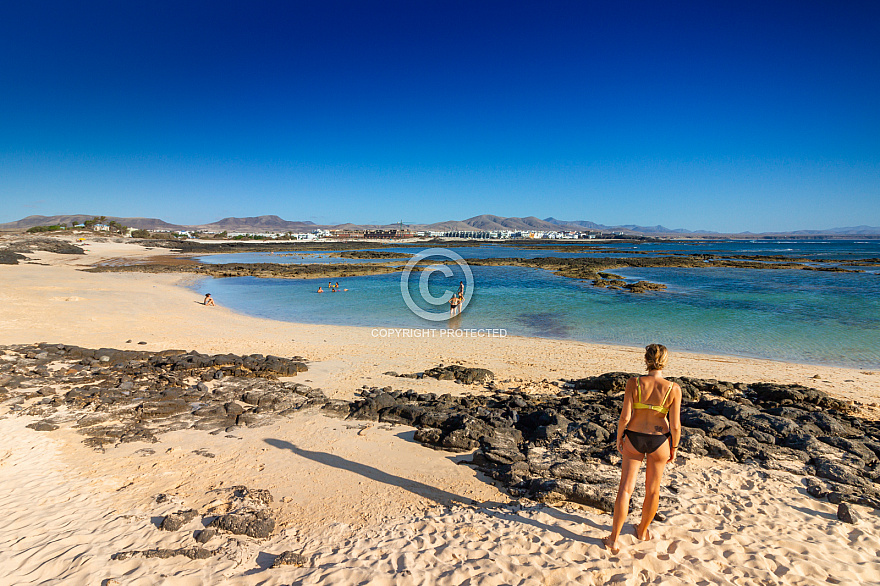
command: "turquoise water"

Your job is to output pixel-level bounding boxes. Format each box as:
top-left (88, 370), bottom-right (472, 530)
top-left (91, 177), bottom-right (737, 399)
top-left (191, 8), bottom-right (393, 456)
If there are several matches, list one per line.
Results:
top-left (190, 241), bottom-right (880, 369)
top-left (197, 240), bottom-right (880, 265)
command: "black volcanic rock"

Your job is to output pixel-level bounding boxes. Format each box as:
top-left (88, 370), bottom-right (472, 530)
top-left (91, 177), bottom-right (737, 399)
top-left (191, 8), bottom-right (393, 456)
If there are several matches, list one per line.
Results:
top-left (209, 509), bottom-right (275, 539)
top-left (160, 509), bottom-right (198, 531)
top-left (397, 365), bottom-right (494, 384)
top-left (4, 343), bottom-right (879, 517)
top-left (112, 547), bottom-right (216, 561)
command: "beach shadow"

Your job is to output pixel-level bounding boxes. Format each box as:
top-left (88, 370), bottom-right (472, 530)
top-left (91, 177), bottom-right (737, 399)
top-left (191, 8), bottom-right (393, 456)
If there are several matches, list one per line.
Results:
top-left (264, 437), bottom-right (604, 545)
top-left (242, 551), bottom-right (278, 575)
top-left (390, 430), bottom-right (603, 544)
top-left (790, 504), bottom-right (838, 521)
top-left (486, 506), bottom-right (599, 545)
top-left (263, 438), bottom-right (474, 507)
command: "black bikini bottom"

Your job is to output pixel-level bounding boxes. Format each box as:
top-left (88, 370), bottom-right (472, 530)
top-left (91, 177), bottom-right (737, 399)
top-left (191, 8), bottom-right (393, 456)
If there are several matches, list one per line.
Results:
top-left (624, 429), bottom-right (671, 454)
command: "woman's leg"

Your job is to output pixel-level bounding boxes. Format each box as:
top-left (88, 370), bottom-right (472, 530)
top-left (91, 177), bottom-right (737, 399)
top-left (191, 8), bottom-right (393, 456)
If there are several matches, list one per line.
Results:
top-left (604, 438), bottom-right (643, 552)
top-left (636, 440), bottom-right (671, 540)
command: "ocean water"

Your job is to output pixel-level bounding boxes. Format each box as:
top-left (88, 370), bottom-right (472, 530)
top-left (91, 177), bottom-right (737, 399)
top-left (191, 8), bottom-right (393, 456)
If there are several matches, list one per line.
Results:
top-left (189, 241), bottom-right (880, 369)
top-left (198, 240), bottom-right (880, 267)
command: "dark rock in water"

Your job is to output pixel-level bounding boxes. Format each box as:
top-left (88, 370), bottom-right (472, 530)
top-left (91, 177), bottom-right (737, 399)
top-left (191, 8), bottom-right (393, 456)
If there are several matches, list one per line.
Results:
top-left (837, 503), bottom-right (858, 524)
top-left (160, 509), bottom-right (199, 531)
top-left (27, 420), bottom-right (59, 432)
top-left (623, 280), bottom-right (667, 293)
top-left (112, 547), bottom-right (215, 561)
top-left (209, 509), bottom-right (275, 539)
top-left (271, 551), bottom-right (310, 568)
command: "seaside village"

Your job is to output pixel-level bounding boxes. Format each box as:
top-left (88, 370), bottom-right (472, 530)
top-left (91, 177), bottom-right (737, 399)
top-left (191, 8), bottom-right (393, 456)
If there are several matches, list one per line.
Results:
top-left (25, 217), bottom-right (618, 241)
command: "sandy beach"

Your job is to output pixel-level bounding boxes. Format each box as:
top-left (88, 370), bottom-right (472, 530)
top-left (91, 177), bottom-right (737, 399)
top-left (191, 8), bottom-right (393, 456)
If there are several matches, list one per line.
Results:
top-left (2, 237), bottom-right (879, 585)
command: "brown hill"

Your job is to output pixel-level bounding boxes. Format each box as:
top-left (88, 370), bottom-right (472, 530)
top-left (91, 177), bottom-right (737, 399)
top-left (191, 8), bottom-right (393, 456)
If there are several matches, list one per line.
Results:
top-left (196, 215), bottom-right (317, 232)
top-left (0, 215), bottom-right (185, 232)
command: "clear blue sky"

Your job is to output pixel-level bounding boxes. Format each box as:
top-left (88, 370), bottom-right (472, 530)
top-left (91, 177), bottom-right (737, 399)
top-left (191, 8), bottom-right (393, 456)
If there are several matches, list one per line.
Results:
top-left (1, 1), bottom-right (878, 232)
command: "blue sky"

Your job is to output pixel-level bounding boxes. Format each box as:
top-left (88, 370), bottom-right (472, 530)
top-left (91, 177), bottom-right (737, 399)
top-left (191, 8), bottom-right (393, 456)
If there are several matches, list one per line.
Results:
top-left (1, 1), bottom-right (878, 232)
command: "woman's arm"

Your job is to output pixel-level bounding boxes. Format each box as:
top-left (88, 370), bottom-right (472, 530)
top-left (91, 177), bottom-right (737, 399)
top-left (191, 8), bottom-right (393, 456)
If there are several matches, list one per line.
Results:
top-left (617, 377), bottom-right (636, 452)
top-left (667, 383), bottom-right (683, 463)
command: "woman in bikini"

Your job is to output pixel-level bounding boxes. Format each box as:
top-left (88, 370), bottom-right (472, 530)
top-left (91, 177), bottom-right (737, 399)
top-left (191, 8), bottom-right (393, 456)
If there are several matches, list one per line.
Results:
top-left (603, 343), bottom-right (682, 554)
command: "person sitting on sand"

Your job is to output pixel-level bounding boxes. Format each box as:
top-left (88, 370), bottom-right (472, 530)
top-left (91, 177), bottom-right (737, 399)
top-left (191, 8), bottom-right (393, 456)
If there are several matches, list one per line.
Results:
top-left (203, 293), bottom-right (215, 306)
top-left (604, 343), bottom-right (682, 555)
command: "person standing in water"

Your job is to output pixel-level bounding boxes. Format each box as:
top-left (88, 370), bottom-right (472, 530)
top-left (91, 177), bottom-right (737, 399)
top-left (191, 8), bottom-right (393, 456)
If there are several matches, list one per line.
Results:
top-left (449, 293), bottom-right (460, 316)
top-left (604, 344), bottom-right (682, 555)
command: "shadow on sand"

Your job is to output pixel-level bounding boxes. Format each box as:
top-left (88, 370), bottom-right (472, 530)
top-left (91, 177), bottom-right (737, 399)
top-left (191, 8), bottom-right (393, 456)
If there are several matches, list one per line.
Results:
top-left (263, 436), bottom-right (601, 545)
top-left (263, 437), bottom-right (474, 507)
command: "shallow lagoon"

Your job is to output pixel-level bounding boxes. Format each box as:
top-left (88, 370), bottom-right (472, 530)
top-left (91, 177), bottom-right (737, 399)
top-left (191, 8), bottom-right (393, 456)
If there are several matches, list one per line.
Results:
top-left (190, 241), bottom-right (880, 369)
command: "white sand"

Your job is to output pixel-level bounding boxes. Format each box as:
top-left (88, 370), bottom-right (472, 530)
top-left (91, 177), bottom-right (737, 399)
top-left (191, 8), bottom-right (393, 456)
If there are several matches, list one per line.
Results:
top-left (1, 236), bottom-right (879, 584)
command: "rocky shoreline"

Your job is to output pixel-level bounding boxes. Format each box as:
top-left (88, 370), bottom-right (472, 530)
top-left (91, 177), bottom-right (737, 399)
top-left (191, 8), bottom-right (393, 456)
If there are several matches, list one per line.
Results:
top-left (4, 344), bottom-right (878, 530)
top-left (467, 254), bottom-right (875, 291)
top-left (6, 234), bottom-right (876, 294)
top-left (0, 236), bottom-right (85, 264)
top-left (84, 261), bottom-right (405, 280)
top-left (84, 242), bottom-right (879, 293)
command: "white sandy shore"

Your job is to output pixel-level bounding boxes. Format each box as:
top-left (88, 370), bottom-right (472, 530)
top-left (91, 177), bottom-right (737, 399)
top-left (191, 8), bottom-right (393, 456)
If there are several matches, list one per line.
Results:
top-left (1, 236), bottom-right (879, 584)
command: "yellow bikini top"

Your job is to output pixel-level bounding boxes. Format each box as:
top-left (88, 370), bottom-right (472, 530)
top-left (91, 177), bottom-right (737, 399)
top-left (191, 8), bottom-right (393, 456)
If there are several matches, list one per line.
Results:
top-left (633, 377), bottom-right (673, 415)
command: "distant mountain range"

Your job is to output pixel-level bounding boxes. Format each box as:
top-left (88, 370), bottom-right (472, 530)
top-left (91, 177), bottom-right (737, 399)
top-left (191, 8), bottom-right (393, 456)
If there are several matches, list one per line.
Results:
top-left (1, 214), bottom-right (878, 237)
